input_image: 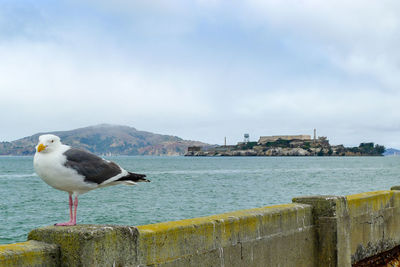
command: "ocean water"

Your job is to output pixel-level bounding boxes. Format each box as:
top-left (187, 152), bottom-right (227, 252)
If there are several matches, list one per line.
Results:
top-left (1, 156), bottom-right (400, 244)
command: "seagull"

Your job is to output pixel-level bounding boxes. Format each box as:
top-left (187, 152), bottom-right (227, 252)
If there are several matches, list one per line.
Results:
top-left (33, 134), bottom-right (149, 226)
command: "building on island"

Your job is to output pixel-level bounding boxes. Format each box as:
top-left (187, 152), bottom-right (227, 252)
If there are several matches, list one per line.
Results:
top-left (187, 146), bottom-right (201, 153)
top-left (258, 135), bottom-right (311, 145)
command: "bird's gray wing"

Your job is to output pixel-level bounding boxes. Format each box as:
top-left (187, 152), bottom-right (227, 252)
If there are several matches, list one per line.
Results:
top-left (63, 148), bottom-right (122, 184)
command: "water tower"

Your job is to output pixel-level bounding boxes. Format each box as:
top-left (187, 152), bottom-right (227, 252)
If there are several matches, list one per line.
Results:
top-left (244, 133), bottom-right (250, 143)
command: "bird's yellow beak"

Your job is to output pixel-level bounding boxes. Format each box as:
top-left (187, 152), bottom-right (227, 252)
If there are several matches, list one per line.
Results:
top-left (37, 143), bottom-right (46, 152)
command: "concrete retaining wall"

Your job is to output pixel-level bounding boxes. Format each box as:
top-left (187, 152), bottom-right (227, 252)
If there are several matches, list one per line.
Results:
top-left (0, 240), bottom-right (59, 267)
top-left (25, 203), bottom-right (316, 267)
top-left (135, 204), bottom-right (316, 267)
top-left (347, 190), bottom-right (400, 263)
top-left (2, 187), bottom-right (400, 266)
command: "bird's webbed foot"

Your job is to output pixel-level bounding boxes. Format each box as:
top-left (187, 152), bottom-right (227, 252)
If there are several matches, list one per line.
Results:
top-left (55, 221), bottom-right (76, 226)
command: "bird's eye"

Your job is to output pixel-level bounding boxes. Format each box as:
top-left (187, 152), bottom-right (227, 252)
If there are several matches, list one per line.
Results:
top-left (51, 140), bottom-right (54, 143)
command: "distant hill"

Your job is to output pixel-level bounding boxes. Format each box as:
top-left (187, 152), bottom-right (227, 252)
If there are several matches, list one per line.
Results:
top-left (384, 148), bottom-right (400, 156)
top-left (0, 124), bottom-right (209, 156)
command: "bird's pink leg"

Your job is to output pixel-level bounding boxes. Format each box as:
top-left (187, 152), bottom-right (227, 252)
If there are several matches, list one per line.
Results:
top-left (55, 194), bottom-right (77, 226)
top-left (68, 194), bottom-right (73, 221)
top-left (72, 196), bottom-right (78, 225)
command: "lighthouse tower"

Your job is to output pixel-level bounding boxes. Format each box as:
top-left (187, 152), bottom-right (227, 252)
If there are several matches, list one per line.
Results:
top-left (313, 129), bottom-right (317, 142)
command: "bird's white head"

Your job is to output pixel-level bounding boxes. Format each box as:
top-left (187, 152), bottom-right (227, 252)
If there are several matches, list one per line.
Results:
top-left (36, 134), bottom-right (62, 153)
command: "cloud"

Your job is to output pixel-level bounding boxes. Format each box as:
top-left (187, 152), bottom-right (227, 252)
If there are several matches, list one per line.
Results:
top-left (242, 0), bottom-right (400, 88)
top-left (0, 1), bottom-right (399, 148)
top-left (0, 41), bottom-right (213, 112)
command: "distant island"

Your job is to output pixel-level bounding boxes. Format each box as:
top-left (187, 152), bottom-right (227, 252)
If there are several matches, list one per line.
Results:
top-left (186, 132), bottom-right (385, 157)
top-left (0, 126), bottom-right (390, 157)
top-left (0, 124), bottom-right (208, 156)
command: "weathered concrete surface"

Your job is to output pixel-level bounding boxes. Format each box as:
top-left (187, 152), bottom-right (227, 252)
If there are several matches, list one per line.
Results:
top-left (28, 225), bottom-right (138, 267)
top-left (136, 203), bottom-right (317, 267)
top-left (0, 240), bottom-right (59, 267)
top-left (294, 190), bottom-right (400, 266)
top-left (346, 190), bottom-right (400, 264)
top-left (28, 204), bottom-right (316, 267)
top-left (293, 195), bottom-right (351, 267)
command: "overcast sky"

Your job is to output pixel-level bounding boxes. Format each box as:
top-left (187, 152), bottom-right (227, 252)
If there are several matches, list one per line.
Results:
top-left (1, 0), bottom-right (400, 147)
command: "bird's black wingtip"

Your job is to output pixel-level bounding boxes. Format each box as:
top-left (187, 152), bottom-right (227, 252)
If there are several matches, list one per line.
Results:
top-left (139, 177), bottom-right (150, 182)
top-left (118, 172), bottom-right (150, 183)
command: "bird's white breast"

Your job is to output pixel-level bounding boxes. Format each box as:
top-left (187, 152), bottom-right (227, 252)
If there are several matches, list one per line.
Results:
top-left (34, 145), bottom-right (96, 194)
